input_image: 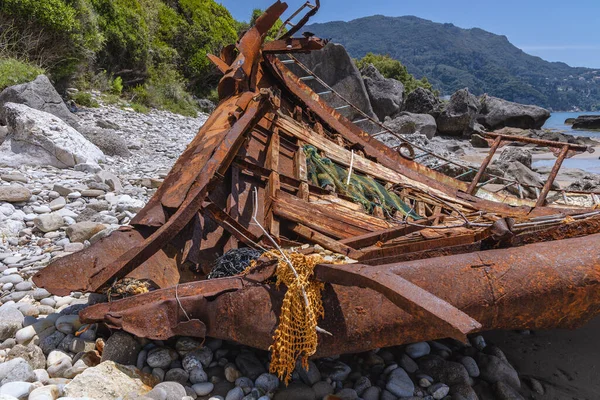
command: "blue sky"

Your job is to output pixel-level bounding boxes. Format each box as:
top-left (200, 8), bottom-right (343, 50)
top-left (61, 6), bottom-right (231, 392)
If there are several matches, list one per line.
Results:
top-left (219, 0), bottom-right (600, 68)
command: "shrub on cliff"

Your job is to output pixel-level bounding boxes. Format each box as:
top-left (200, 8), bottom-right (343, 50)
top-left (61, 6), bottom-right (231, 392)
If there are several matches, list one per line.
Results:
top-left (356, 53), bottom-right (434, 94)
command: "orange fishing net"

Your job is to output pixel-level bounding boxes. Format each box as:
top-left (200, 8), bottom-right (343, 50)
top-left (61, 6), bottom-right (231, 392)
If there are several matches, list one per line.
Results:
top-left (262, 250), bottom-right (325, 384)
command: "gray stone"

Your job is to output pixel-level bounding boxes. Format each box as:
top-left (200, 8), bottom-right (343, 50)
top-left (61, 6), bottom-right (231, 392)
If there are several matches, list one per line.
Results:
top-left (39, 331), bottom-right (66, 355)
top-left (101, 331), bottom-right (140, 366)
top-left (362, 64), bottom-right (404, 121)
top-left (436, 88), bottom-right (480, 136)
top-left (234, 352), bottom-right (264, 380)
top-left (321, 360), bottom-right (351, 382)
top-left (175, 337), bottom-right (203, 355)
top-left (33, 213), bottom-right (64, 233)
top-left (147, 348), bottom-right (177, 369)
top-left (428, 382), bottom-right (450, 399)
top-left (361, 386), bottom-right (380, 400)
top-left (493, 381), bottom-right (525, 400)
top-left (6, 344), bottom-right (46, 370)
top-left (79, 127), bottom-right (131, 157)
top-left (459, 356), bottom-right (480, 378)
top-left (225, 387), bottom-right (244, 400)
top-left (165, 368), bottom-right (189, 385)
top-left (0, 304), bottom-right (24, 341)
top-left (385, 367), bottom-right (414, 398)
top-left (504, 161), bottom-right (558, 199)
top-left (353, 376), bottom-right (371, 395)
top-left (405, 342), bottom-right (431, 359)
top-left (497, 147), bottom-right (532, 169)
top-left (0, 358), bottom-right (36, 384)
top-left (477, 95), bottom-right (550, 130)
top-left (295, 43), bottom-right (376, 122)
top-left (403, 87), bottom-right (441, 115)
top-left (312, 381), bottom-right (334, 399)
top-left (335, 388), bottom-right (359, 400)
top-left (192, 382), bottom-right (214, 396)
top-left (63, 361), bottom-right (150, 400)
top-left (2, 103), bottom-right (104, 168)
top-left (189, 366), bottom-right (208, 384)
top-left (399, 353), bottom-right (419, 373)
top-left (182, 347), bottom-right (213, 372)
top-left (0, 186), bottom-right (31, 203)
top-left (476, 353), bottom-right (521, 389)
top-left (0, 75), bottom-right (78, 127)
top-left (0, 381), bottom-right (34, 399)
top-left (273, 382), bottom-right (315, 400)
top-left (384, 112), bottom-right (437, 138)
top-left (254, 373), bottom-right (279, 393)
top-left (295, 359), bottom-right (320, 386)
top-left (65, 221), bottom-right (106, 243)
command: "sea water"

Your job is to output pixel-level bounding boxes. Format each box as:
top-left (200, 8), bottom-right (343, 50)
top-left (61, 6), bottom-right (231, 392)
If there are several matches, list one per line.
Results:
top-left (543, 111), bottom-right (600, 139)
top-left (533, 112), bottom-right (600, 173)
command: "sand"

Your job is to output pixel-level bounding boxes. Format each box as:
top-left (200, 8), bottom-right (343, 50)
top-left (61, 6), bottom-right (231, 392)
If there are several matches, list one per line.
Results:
top-left (482, 316), bottom-right (600, 399)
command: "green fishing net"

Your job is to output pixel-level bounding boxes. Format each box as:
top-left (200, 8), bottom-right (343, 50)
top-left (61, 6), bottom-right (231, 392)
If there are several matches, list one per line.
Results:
top-left (304, 145), bottom-right (420, 219)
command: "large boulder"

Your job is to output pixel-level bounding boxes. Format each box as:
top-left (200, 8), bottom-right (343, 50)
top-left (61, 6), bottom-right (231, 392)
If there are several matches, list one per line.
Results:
top-left (1, 103), bottom-right (104, 168)
top-left (295, 43), bottom-right (376, 122)
top-left (504, 161), bottom-right (559, 199)
top-left (477, 95), bottom-right (550, 130)
top-left (361, 64), bottom-right (404, 121)
top-left (436, 88), bottom-right (480, 136)
top-left (384, 112), bottom-right (437, 139)
top-left (403, 87), bottom-right (441, 115)
top-left (572, 115), bottom-right (600, 130)
top-left (0, 75), bottom-right (78, 127)
top-left (79, 127), bottom-right (131, 157)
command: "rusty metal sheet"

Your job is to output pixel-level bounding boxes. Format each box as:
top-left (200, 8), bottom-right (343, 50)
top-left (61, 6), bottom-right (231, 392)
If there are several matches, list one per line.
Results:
top-left (33, 227), bottom-right (181, 296)
top-left (80, 232), bottom-right (600, 357)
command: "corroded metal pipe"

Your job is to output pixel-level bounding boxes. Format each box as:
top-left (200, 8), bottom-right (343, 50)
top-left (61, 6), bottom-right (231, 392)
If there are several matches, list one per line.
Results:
top-left (80, 232), bottom-right (600, 357)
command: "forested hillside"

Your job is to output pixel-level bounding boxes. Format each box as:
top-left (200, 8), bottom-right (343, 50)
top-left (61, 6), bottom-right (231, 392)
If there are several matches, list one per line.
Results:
top-left (306, 16), bottom-right (600, 110)
top-left (0, 0), bottom-right (248, 115)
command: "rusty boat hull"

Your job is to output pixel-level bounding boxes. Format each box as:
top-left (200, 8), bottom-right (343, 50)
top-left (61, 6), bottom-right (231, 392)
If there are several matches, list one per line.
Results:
top-left (34, 0), bottom-right (600, 356)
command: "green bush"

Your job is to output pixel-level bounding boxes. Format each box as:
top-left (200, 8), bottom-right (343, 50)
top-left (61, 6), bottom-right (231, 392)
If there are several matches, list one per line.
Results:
top-left (356, 53), bottom-right (434, 94)
top-left (111, 76), bottom-right (123, 94)
top-left (0, 58), bottom-right (44, 90)
top-left (131, 64), bottom-right (198, 116)
top-left (71, 91), bottom-right (99, 107)
top-left (0, 0), bottom-right (103, 80)
top-left (90, 0), bottom-right (150, 73)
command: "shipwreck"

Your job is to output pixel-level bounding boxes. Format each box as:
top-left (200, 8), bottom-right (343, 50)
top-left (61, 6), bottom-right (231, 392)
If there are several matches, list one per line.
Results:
top-left (34, 0), bottom-right (600, 380)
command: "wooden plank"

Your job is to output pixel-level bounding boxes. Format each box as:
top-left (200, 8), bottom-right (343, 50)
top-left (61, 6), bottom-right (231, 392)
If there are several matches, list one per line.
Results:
top-left (224, 165), bottom-right (240, 251)
top-left (291, 224), bottom-right (364, 259)
top-left (273, 192), bottom-right (371, 239)
top-left (264, 129), bottom-right (280, 237)
top-left (294, 140), bottom-right (308, 182)
top-left (340, 217), bottom-right (436, 249)
top-left (359, 233), bottom-right (478, 261)
top-left (202, 202), bottom-right (262, 247)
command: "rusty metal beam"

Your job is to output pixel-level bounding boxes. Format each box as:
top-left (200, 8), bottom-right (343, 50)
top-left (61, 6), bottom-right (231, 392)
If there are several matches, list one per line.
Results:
top-left (313, 263), bottom-right (482, 342)
top-left (536, 144), bottom-right (569, 207)
top-left (262, 37), bottom-right (327, 53)
top-left (467, 136), bottom-right (502, 195)
top-left (484, 132), bottom-right (592, 152)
